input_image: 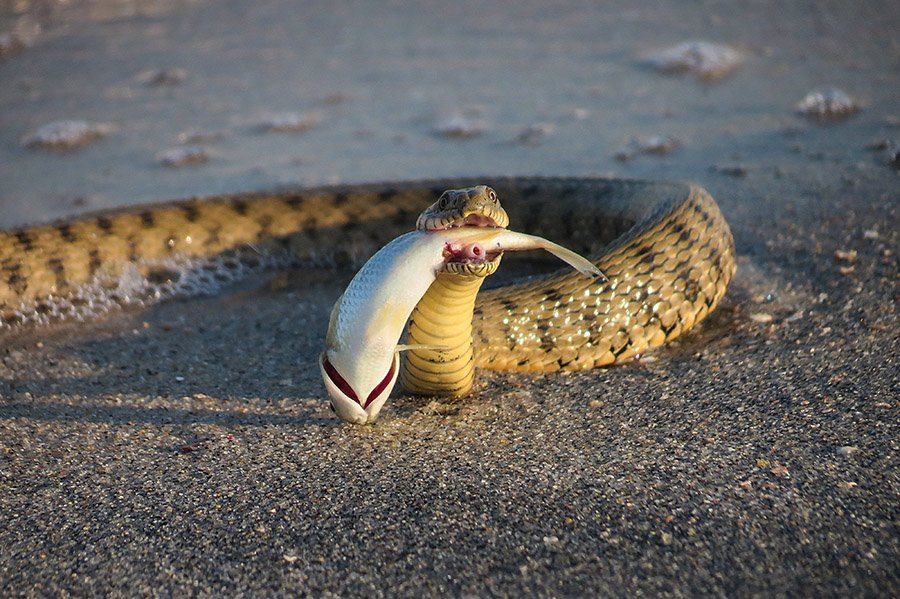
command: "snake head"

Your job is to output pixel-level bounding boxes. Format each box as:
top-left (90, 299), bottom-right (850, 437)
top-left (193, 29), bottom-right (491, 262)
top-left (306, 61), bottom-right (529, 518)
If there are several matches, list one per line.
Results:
top-left (416, 185), bottom-right (510, 231)
top-left (319, 351), bottom-right (399, 424)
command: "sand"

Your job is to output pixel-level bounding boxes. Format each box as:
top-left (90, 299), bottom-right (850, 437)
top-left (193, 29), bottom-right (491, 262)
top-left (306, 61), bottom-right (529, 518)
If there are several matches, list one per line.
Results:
top-left (1, 0), bottom-right (898, 596)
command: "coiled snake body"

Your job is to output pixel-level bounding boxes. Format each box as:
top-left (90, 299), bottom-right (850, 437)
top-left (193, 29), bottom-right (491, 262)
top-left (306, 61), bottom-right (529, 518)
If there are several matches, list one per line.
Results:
top-left (0, 178), bottom-right (735, 390)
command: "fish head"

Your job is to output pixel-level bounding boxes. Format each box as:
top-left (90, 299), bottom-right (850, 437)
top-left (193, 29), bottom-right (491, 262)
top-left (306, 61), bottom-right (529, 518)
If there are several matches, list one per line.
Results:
top-left (319, 350), bottom-right (399, 424)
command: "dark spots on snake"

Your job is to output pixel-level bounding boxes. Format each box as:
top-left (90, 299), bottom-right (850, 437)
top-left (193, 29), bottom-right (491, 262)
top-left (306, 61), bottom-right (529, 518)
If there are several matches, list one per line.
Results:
top-left (376, 189), bottom-right (398, 204)
top-left (543, 289), bottom-right (562, 303)
top-left (47, 257), bottom-right (64, 275)
top-left (231, 199), bottom-right (249, 216)
top-left (500, 298), bottom-right (519, 311)
top-left (540, 336), bottom-right (557, 352)
top-left (302, 215), bottom-right (319, 230)
top-left (340, 213), bottom-right (361, 232)
top-left (96, 217), bottom-right (113, 233)
top-left (683, 279), bottom-right (700, 303)
top-left (638, 249), bottom-right (657, 265)
top-left (140, 211), bottom-right (155, 228)
top-left (147, 267), bottom-right (181, 285)
top-left (204, 225), bottom-right (222, 248)
top-left (57, 224), bottom-right (75, 243)
top-left (333, 192), bottom-right (350, 207)
top-left (612, 342), bottom-right (631, 359)
top-left (581, 312), bottom-right (597, 322)
top-left (181, 204), bottom-right (200, 222)
top-left (7, 269), bottom-right (24, 292)
top-left (285, 195), bottom-right (305, 209)
top-left (15, 230), bottom-right (33, 251)
top-left (392, 209), bottom-right (411, 227)
top-left (88, 249), bottom-right (102, 276)
top-left (256, 214), bottom-right (274, 233)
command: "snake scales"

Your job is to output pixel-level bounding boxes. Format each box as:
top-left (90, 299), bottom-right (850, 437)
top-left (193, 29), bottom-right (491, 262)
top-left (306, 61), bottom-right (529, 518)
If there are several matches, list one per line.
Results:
top-left (0, 178), bottom-right (735, 383)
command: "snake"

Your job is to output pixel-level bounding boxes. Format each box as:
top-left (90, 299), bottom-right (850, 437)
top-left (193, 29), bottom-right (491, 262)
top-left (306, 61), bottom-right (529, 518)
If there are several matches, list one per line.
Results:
top-left (319, 187), bottom-right (602, 423)
top-left (0, 178), bottom-right (736, 398)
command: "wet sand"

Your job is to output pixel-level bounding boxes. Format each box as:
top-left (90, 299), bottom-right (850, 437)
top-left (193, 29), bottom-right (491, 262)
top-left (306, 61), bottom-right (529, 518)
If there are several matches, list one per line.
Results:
top-left (1, 0), bottom-right (898, 596)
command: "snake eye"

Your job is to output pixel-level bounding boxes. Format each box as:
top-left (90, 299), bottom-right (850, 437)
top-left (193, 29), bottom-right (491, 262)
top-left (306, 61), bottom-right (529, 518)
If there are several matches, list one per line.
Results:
top-left (488, 189), bottom-right (497, 203)
top-left (438, 196), bottom-right (449, 210)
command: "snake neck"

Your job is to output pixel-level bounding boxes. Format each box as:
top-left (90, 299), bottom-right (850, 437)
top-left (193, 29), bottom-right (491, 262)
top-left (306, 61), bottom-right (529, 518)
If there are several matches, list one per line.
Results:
top-left (399, 257), bottom-right (500, 397)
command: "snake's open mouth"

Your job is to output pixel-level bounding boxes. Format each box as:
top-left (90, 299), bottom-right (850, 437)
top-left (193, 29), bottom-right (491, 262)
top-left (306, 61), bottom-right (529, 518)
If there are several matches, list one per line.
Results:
top-left (442, 213), bottom-right (500, 229)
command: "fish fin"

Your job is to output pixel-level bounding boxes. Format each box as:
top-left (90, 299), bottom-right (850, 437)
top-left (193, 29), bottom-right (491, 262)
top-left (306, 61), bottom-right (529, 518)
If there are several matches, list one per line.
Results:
top-left (534, 239), bottom-right (606, 280)
top-left (396, 343), bottom-right (452, 352)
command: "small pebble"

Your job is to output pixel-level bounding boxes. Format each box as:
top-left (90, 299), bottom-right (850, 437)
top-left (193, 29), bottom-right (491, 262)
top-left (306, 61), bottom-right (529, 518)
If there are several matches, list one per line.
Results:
top-left (261, 112), bottom-right (320, 133)
top-left (513, 123), bottom-right (555, 146)
top-left (0, 16), bottom-right (40, 60)
top-left (795, 87), bottom-right (861, 122)
top-left (769, 464), bottom-right (789, 477)
top-left (713, 164), bottom-right (748, 177)
top-left (434, 113), bottom-right (485, 139)
top-left (0, 32), bottom-right (26, 59)
top-left (749, 312), bottom-right (774, 323)
top-left (22, 120), bottom-right (113, 151)
top-left (615, 135), bottom-right (680, 161)
top-left (865, 139), bottom-right (899, 169)
top-left (838, 265), bottom-right (855, 275)
top-left (176, 129), bottom-right (229, 144)
top-left (136, 67), bottom-right (188, 86)
top-left (542, 535), bottom-right (560, 547)
top-left (836, 446), bottom-right (859, 457)
top-left (645, 40), bottom-right (743, 80)
top-left (157, 145), bottom-right (209, 167)
top-left (862, 229), bottom-right (879, 240)
top-left (834, 249), bottom-right (857, 262)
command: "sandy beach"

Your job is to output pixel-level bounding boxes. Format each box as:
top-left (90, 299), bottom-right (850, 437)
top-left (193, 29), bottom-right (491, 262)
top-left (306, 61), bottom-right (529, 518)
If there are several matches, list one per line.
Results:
top-left (1, 0), bottom-right (898, 596)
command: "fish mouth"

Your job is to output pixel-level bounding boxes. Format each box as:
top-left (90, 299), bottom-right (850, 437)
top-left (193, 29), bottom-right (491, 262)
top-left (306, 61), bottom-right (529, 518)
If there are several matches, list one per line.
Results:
top-left (441, 240), bottom-right (503, 276)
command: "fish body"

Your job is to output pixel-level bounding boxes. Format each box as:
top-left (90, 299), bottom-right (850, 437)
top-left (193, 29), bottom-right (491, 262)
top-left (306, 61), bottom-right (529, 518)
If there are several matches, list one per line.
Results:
top-left (320, 227), bottom-right (601, 424)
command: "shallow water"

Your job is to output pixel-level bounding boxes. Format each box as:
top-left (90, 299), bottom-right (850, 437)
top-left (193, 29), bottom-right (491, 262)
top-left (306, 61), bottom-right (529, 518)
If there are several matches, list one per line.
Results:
top-left (1, 0), bottom-right (897, 228)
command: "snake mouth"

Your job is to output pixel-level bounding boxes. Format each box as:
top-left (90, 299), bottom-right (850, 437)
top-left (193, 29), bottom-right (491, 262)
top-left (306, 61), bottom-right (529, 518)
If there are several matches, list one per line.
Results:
top-left (443, 213), bottom-right (501, 229)
top-left (426, 210), bottom-right (505, 231)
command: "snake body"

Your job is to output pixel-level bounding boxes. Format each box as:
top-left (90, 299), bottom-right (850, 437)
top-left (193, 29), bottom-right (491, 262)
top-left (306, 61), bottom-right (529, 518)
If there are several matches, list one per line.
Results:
top-left (0, 178), bottom-right (735, 384)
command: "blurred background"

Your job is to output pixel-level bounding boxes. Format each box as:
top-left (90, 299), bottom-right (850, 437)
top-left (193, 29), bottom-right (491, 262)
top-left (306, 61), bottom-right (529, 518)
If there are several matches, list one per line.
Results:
top-left (1, 0), bottom-right (897, 227)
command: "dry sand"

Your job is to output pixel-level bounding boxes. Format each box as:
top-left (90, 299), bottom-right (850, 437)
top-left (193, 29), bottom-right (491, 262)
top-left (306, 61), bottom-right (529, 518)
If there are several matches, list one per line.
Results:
top-left (1, 0), bottom-right (898, 596)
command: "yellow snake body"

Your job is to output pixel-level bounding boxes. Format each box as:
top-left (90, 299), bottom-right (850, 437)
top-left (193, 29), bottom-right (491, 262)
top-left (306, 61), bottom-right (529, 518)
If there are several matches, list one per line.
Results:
top-left (399, 266), bottom-right (494, 397)
top-left (0, 178), bottom-right (735, 385)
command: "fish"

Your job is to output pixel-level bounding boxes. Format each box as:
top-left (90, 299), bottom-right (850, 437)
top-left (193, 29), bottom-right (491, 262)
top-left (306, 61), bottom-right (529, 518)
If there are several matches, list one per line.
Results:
top-left (319, 227), bottom-right (602, 424)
